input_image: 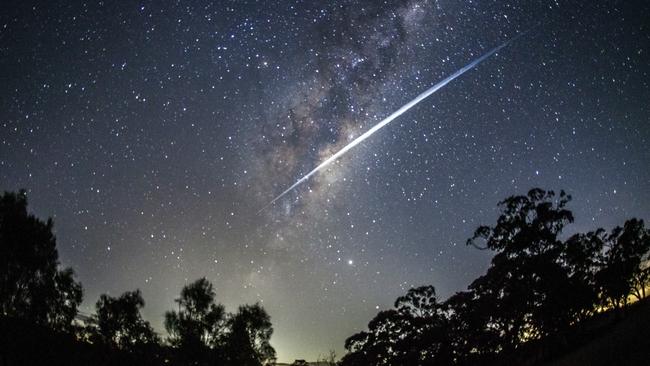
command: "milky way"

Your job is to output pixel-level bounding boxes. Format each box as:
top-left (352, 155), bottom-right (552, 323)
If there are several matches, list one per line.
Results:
top-left (1, 0), bottom-right (649, 362)
top-left (261, 30), bottom-right (530, 213)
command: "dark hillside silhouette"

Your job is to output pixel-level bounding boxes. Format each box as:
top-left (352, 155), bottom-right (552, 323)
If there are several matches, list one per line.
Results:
top-left (546, 296), bottom-right (650, 366)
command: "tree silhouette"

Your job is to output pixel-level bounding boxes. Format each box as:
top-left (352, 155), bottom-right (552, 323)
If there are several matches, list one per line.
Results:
top-left (340, 188), bottom-right (650, 365)
top-left (596, 219), bottom-right (650, 307)
top-left (4, 186), bottom-right (647, 365)
top-left (444, 289), bottom-right (501, 362)
top-left (50, 267), bottom-right (84, 333)
top-left (0, 190), bottom-right (82, 332)
top-left (464, 189), bottom-right (590, 349)
top-left (164, 277), bottom-right (226, 364)
top-left (341, 286), bottom-right (451, 365)
top-left (223, 303), bottom-right (276, 366)
top-left (92, 289), bottom-right (158, 350)
top-left (164, 278), bottom-right (277, 365)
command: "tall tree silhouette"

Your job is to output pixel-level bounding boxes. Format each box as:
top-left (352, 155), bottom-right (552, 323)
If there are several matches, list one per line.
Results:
top-left (223, 303), bottom-right (276, 366)
top-left (465, 189), bottom-right (590, 349)
top-left (164, 277), bottom-right (226, 364)
top-left (92, 290), bottom-right (158, 350)
top-left (0, 190), bottom-right (82, 332)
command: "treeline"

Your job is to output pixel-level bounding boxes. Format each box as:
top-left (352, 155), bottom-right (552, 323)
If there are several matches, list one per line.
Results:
top-left (0, 190), bottom-right (275, 366)
top-left (340, 189), bottom-right (650, 365)
top-left (2, 189), bottom-right (649, 366)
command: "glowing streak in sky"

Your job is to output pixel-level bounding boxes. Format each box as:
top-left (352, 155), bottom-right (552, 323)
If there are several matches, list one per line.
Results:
top-left (260, 33), bottom-right (526, 213)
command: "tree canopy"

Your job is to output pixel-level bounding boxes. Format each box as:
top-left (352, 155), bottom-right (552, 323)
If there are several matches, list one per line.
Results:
top-left (2, 188), bottom-right (647, 366)
top-left (165, 278), bottom-right (226, 346)
top-left (341, 188), bottom-right (650, 365)
top-left (341, 286), bottom-right (451, 366)
top-left (0, 190), bottom-right (82, 332)
top-left (92, 289), bottom-right (158, 350)
top-left (164, 277), bottom-right (276, 366)
top-left (223, 303), bottom-right (276, 366)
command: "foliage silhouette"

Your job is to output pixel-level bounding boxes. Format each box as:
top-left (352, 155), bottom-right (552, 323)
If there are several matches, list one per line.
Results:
top-left (0, 190), bottom-right (279, 366)
top-left (164, 277), bottom-right (276, 366)
top-left (90, 289), bottom-right (158, 350)
top-left (596, 219), bottom-right (650, 307)
top-left (223, 303), bottom-right (276, 366)
top-left (462, 189), bottom-right (586, 349)
top-left (2, 188), bottom-right (648, 366)
top-left (341, 188), bottom-right (650, 366)
top-left (341, 286), bottom-right (451, 365)
top-left (0, 190), bottom-right (82, 332)
top-left (164, 277), bottom-right (227, 364)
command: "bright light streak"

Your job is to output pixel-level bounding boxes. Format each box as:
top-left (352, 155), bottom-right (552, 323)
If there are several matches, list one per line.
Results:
top-left (259, 32), bottom-right (529, 214)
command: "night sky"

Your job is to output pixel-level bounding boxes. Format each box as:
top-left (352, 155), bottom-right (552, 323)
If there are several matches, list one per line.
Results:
top-left (1, 0), bottom-right (649, 362)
